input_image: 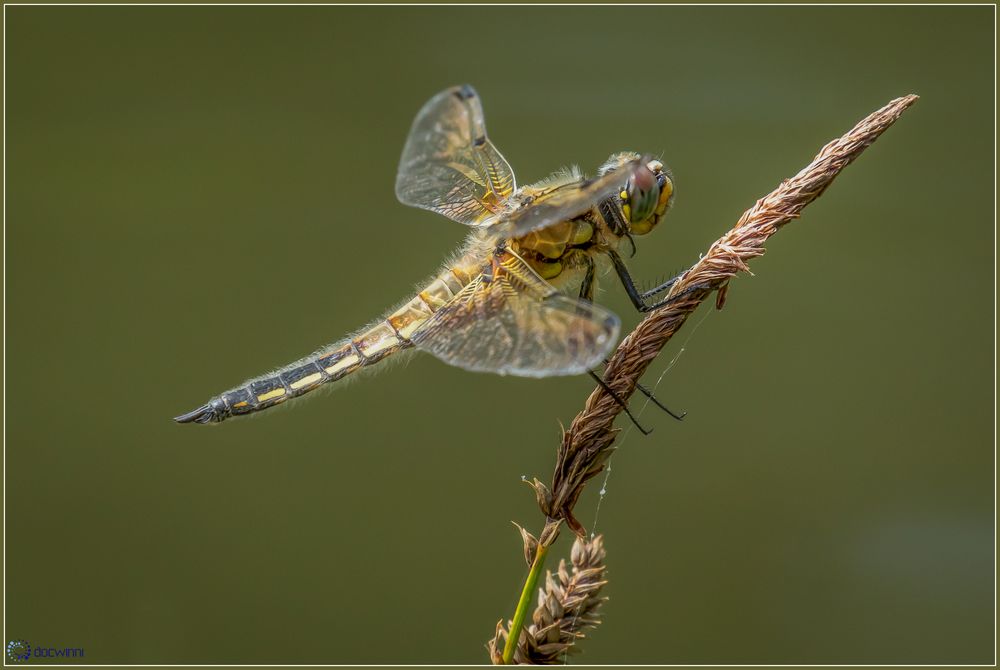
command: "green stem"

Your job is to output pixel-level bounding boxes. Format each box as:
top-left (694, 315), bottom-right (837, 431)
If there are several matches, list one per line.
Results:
top-left (502, 543), bottom-right (550, 664)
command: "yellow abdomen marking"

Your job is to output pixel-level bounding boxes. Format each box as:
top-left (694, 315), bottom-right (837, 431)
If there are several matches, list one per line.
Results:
top-left (388, 297), bottom-right (435, 339)
top-left (325, 353), bottom-right (360, 376)
top-left (290, 372), bottom-right (323, 390)
top-left (257, 388), bottom-right (286, 402)
top-left (355, 322), bottom-right (401, 358)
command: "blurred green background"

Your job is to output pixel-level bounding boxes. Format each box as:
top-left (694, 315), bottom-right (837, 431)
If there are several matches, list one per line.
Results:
top-left (4, 5), bottom-right (993, 665)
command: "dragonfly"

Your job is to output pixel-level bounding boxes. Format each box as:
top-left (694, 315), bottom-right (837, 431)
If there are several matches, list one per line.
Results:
top-left (175, 84), bottom-right (681, 426)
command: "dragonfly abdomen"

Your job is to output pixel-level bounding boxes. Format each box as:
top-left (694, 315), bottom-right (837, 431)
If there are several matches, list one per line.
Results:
top-left (226, 330), bottom-right (410, 418)
top-left (174, 268), bottom-right (470, 424)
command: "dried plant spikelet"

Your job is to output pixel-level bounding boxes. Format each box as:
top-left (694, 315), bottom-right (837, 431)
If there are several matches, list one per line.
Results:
top-left (492, 96), bottom-right (917, 666)
top-left (513, 522), bottom-right (540, 566)
top-left (540, 94), bottom-right (918, 539)
top-left (488, 535), bottom-right (609, 664)
top-left (487, 620), bottom-right (505, 665)
top-left (523, 477), bottom-right (554, 517)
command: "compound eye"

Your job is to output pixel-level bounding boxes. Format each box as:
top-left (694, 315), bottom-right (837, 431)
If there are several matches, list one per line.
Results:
top-left (625, 166), bottom-right (660, 225)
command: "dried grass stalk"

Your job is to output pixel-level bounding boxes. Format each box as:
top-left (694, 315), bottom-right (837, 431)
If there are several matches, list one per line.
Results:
top-left (496, 94), bottom-right (918, 665)
top-left (489, 535), bottom-right (608, 665)
top-left (546, 94), bottom-right (919, 538)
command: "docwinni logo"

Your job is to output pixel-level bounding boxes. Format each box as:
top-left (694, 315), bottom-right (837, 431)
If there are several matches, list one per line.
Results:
top-left (7, 640), bottom-right (85, 662)
top-left (7, 641), bottom-right (31, 663)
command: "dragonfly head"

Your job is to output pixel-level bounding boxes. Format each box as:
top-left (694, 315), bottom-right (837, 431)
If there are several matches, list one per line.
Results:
top-left (601, 152), bottom-right (675, 237)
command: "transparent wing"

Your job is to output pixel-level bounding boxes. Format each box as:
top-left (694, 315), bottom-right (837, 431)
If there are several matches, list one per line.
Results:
top-left (411, 251), bottom-right (620, 377)
top-left (395, 85), bottom-right (516, 227)
top-left (496, 156), bottom-right (648, 239)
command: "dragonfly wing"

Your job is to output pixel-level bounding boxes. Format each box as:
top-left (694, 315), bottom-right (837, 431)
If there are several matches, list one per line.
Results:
top-left (395, 85), bottom-right (516, 227)
top-left (497, 156), bottom-right (648, 239)
top-left (411, 251), bottom-right (620, 377)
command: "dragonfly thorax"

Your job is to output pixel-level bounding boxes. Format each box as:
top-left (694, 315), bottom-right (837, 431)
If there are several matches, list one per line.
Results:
top-left (510, 154), bottom-right (673, 285)
top-left (513, 218), bottom-right (593, 265)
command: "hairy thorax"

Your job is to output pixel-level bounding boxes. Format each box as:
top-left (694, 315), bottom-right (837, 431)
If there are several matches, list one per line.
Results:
top-left (509, 208), bottom-right (621, 294)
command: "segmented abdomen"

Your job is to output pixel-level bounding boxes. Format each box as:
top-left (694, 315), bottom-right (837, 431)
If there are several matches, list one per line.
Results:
top-left (176, 266), bottom-right (473, 424)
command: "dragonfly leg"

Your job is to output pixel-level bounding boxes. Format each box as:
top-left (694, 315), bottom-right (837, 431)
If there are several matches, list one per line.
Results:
top-left (606, 249), bottom-right (701, 313)
top-left (578, 254), bottom-right (597, 302)
top-left (602, 359), bottom-right (687, 422)
top-left (587, 370), bottom-right (652, 436)
top-left (635, 380), bottom-right (687, 421)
